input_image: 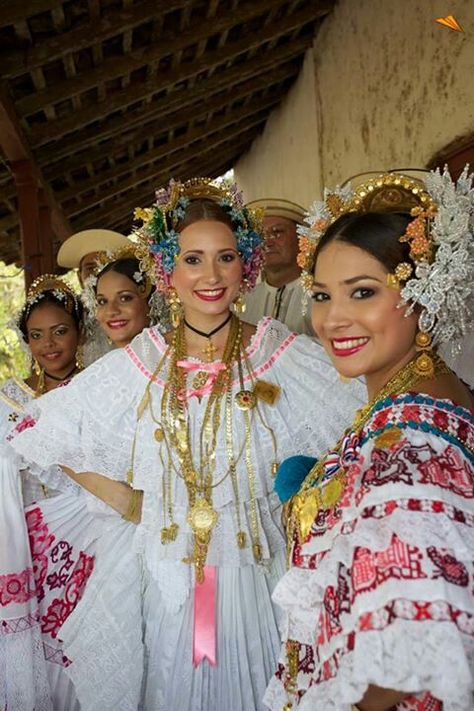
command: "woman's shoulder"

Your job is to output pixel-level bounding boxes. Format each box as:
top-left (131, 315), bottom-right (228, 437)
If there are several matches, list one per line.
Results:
top-left (363, 391), bottom-right (474, 462)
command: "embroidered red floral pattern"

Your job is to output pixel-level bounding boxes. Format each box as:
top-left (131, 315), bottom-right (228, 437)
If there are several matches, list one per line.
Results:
top-left (26, 505), bottom-right (94, 640)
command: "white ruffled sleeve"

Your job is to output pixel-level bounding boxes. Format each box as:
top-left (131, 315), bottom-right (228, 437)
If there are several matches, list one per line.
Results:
top-left (7, 347), bottom-right (145, 482)
top-left (265, 395), bottom-right (474, 711)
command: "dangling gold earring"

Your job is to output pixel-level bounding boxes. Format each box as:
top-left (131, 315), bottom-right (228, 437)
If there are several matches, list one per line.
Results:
top-left (75, 344), bottom-right (85, 370)
top-left (167, 287), bottom-right (183, 329)
top-left (233, 292), bottom-right (246, 315)
top-left (32, 359), bottom-right (45, 396)
top-left (414, 330), bottom-right (434, 378)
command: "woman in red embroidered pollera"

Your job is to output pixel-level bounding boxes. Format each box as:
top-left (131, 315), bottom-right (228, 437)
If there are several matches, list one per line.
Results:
top-left (264, 169), bottom-right (474, 711)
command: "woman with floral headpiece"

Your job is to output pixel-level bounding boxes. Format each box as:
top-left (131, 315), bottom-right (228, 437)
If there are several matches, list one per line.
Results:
top-left (83, 246), bottom-right (170, 348)
top-left (0, 276), bottom-right (84, 711)
top-left (4, 178), bottom-right (365, 710)
top-left (264, 167), bottom-right (474, 711)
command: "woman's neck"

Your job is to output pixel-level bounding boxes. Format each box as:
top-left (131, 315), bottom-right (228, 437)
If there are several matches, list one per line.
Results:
top-left (181, 308), bottom-right (234, 360)
top-left (364, 348), bottom-right (416, 401)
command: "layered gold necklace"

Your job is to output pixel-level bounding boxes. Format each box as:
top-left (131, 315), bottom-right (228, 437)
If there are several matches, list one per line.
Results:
top-left (128, 314), bottom-right (279, 583)
top-left (287, 353), bottom-right (450, 546)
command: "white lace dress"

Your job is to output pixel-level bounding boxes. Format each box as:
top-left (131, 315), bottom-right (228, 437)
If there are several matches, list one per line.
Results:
top-left (7, 318), bottom-right (366, 711)
top-left (0, 378), bottom-right (84, 711)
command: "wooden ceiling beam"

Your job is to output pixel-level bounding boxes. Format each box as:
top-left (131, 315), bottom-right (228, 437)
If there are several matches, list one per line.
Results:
top-left (17, 0), bottom-right (329, 117)
top-left (66, 110), bottom-right (271, 217)
top-left (0, 82), bottom-right (70, 241)
top-left (1, 0), bottom-right (193, 79)
top-left (46, 61), bottom-right (295, 180)
top-left (0, 0), bottom-right (65, 28)
top-left (62, 97), bottom-right (280, 211)
top-left (72, 128), bottom-right (259, 230)
top-left (31, 30), bottom-right (310, 150)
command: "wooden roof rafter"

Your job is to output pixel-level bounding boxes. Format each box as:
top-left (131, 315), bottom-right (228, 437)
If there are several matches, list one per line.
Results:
top-left (0, 0), bottom-right (335, 266)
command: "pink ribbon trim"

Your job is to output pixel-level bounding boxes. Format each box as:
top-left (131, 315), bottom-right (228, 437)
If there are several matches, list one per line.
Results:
top-left (192, 565), bottom-right (217, 667)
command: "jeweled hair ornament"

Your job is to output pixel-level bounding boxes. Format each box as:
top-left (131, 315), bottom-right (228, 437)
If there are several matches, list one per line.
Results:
top-left (298, 166), bottom-right (474, 348)
top-left (132, 177), bottom-right (265, 293)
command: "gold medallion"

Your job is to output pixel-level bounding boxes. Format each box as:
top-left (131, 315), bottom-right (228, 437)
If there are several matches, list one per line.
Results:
top-left (187, 498), bottom-right (219, 535)
top-left (237, 531), bottom-right (247, 548)
top-left (374, 426), bottom-right (402, 449)
top-left (234, 390), bottom-right (257, 410)
top-left (321, 475), bottom-right (344, 509)
top-left (295, 490), bottom-right (320, 542)
top-left (154, 427), bottom-right (164, 442)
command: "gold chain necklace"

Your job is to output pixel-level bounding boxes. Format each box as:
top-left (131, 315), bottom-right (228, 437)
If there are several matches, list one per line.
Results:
top-left (127, 316), bottom-right (280, 583)
top-left (288, 353), bottom-right (450, 545)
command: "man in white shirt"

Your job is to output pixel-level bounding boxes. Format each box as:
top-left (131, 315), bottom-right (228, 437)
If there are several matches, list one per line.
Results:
top-left (244, 198), bottom-right (314, 335)
top-left (57, 229), bottom-right (131, 365)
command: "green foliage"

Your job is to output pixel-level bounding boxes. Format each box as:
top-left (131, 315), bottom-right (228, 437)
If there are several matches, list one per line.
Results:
top-left (0, 262), bottom-right (29, 384)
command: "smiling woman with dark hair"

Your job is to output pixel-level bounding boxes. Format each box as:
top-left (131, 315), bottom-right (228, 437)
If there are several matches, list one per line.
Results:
top-left (265, 169), bottom-right (474, 711)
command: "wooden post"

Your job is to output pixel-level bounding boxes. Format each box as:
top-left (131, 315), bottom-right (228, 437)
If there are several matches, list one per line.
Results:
top-left (11, 160), bottom-right (42, 289)
top-left (38, 188), bottom-right (55, 273)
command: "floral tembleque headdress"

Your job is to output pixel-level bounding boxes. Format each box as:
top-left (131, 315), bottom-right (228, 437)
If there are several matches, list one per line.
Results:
top-left (132, 177), bottom-right (265, 293)
top-left (298, 166), bottom-right (474, 348)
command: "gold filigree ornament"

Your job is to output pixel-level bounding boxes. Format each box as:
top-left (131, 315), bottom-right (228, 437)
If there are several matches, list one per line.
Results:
top-left (297, 171), bottom-right (435, 307)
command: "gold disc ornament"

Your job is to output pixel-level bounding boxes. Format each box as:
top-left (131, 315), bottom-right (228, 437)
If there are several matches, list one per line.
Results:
top-left (234, 390), bottom-right (257, 411)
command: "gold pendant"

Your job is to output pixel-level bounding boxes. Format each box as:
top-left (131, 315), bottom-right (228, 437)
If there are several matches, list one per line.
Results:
top-left (161, 523), bottom-right (179, 544)
top-left (374, 426), bottom-right (402, 449)
top-left (154, 427), bottom-right (164, 442)
top-left (187, 498), bottom-right (219, 536)
top-left (295, 490), bottom-right (320, 542)
top-left (192, 371), bottom-right (209, 390)
top-left (320, 475), bottom-right (344, 509)
top-left (253, 379), bottom-right (281, 405)
top-left (234, 390), bottom-right (257, 410)
top-left (237, 531), bottom-right (247, 548)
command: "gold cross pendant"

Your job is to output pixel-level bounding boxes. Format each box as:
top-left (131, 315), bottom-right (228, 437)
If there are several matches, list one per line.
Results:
top-left (203, 339), bottom-right (217, 361)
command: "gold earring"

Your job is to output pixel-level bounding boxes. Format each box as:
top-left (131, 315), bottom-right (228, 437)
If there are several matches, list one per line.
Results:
top-left (32, 359), bottom-right (45, 396)
top-left (75, 344), bottom-right (85, 370)
top-left (167, 287), bottom-right (183, 328)
top-left (414, 330), bottom-right (434, 378)
top-left (233, 293), bottom-right (246, 315)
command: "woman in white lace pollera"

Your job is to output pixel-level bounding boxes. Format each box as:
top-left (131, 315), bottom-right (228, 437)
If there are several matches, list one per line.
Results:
top-left (0, 276), bottom-right (84, 711)
top-left (6, 178), bottom-right (365, 710)
top-left (264, 169), bottom-right (474, 711)
top-left (87, 247), bottom-right (170, 349)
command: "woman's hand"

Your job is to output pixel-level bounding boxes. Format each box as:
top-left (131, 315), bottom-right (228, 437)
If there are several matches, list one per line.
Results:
top-left (61, 466), bottom-right (143, 523)
top-left (354, 685), bottom-right (410, 711)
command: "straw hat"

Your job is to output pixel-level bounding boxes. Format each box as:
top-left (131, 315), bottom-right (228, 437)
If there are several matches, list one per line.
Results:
top-left (57, 229), bottom-right (131, 268)
top-left (245, 198), bottom-right (306, 224)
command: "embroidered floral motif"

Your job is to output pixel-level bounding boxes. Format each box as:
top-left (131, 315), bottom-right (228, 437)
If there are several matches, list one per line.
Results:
top-left (427, 547), bottom-right (469, 587)
top-left (6, 413), bottom-right (37, 440)
top-left (0, 567), bottom-right (36, 606)
top-left (25, 505), bottom-right (95, 640)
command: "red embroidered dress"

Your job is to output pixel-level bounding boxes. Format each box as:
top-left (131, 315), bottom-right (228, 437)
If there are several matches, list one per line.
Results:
top-left (264, 393), bottom-right (474, 711)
